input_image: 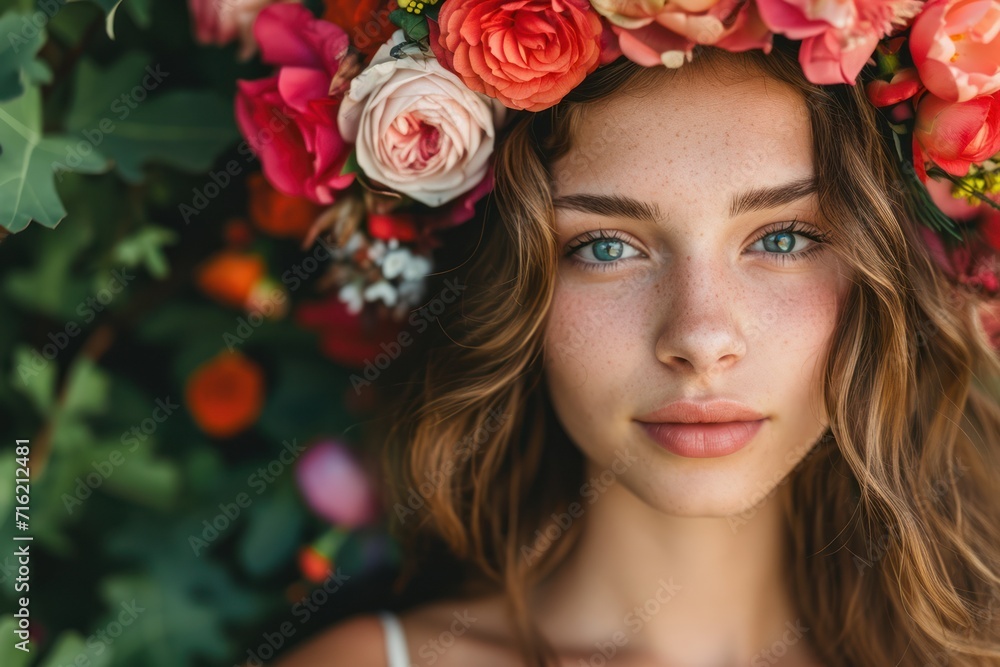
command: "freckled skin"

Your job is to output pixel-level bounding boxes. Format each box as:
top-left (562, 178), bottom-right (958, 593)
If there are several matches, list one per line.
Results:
top-left (543, 69), bottom-right (852, 517)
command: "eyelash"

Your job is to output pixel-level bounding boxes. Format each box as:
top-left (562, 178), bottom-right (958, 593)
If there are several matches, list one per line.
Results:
top-left (564, 218), bottom-right (831, 272)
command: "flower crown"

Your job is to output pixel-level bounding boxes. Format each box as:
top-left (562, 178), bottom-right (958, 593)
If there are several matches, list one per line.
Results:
top-left (234, 0), bottom-right (1000, 329)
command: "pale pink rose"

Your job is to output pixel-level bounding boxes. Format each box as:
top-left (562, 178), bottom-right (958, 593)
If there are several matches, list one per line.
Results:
top-left (914, 89), bottom-right (1000, 176)
top-left (756, 0), bottom-right (921, 84)
top-left (296, 440), bottom-right (379, 527)
top-left (337, 30), bottom-right (508, 208)
top-left (187, 0), bottom-right (295, 61)
top-left (592, 0), bottom-right (772, 68)
top-left (910, 0), bottom-right (1000, 103)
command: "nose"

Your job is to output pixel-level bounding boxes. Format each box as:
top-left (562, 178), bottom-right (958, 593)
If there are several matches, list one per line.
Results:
top-left (653, 256), bottom-right (747, 378)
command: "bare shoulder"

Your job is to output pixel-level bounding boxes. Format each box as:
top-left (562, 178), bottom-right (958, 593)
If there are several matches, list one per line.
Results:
top-left (394, 592), bottom-right (521, 667)
top-left (275, 592), bottom-right (520, 667)
top-left (275, 614), bottom-right (388, 667)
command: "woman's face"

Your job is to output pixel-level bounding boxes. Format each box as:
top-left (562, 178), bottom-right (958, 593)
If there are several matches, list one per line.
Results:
top-left (543, 64), bottom-right (851, 518)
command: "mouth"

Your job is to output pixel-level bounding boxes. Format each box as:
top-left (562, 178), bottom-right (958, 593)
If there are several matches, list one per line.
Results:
top-left (636, 419), bottom-right (767, 458)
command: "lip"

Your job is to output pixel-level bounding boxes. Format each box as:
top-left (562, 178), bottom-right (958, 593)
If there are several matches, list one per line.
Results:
top-left (635, 399), bottom-right (768, 458)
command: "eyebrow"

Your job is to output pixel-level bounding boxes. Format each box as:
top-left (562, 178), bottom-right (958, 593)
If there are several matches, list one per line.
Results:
top-left (551, 176), bottom-right (819, 223)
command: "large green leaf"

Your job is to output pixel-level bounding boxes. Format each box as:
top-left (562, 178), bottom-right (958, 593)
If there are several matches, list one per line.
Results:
top-left (0, 85), bottom-right (109, 232)
top-left (65, 55), bottom-right (240, 184)
top-left (0, 11), bottom-right (53, 102)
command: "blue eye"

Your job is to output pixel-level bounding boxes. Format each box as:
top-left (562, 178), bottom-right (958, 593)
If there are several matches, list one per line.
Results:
top-left (747, 219), bottom-right (830, 265)
top-left (566, 230), bottom-right (642, 270)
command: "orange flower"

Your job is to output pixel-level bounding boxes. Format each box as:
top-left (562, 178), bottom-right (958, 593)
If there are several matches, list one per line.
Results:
top-left (185, 352), bottom-right (265, 438)
top-left (321, 0), bottom-right (396, 59)
top-left (297, 545), bottom-right (333, 583)
top-left (196, 251), bottom-right (266, 309)
top-left (247, 172), bottom-right (323, 240)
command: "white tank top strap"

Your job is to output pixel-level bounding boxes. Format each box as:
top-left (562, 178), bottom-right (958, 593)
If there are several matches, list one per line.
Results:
top-left (377, 610), bottom-right (410, 667)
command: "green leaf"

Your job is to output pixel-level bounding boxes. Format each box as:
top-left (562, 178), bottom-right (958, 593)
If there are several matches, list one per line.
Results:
top-left (0, 85), bottom-right (109, 232)
top-left (124, 0), bottom-right (151, 28)
top-left (0, 615), bottom-right (32, 667)
top-left (10, 345), bottom-right (57, 413)
top-left (238, 484), bottom-right (304, 577)
top-left (339, 148), bottom-right (359, 177)
top-left (38, 631), bottom-right (113, 667)
top-left (67, 0), bottom-right (124, 39)
top-left (390, 9), bottom-right (430, 42)
top-left (65, 56), bottom-right (240, 184)
top-left (61, 356), bottom-right (110, 417)
top-left (101, 443), bottom-right (181, 511)
top-left (0, 12), bottom-right (54, 102)
top-left (3, 215), bottom-right (95, 317)
top-left (111, 224), bottom-right (177, 279)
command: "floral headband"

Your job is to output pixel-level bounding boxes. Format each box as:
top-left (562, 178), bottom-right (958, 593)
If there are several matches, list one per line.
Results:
top-left (232, 0), bottom-right (1000, 325)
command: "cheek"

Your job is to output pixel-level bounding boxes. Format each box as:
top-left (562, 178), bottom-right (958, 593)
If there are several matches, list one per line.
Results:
top-left (542, 282), bottom-right (648, 416)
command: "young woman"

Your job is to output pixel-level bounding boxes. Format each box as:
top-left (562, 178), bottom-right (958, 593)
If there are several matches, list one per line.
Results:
top-left (277, 34), bottom-right (1000, 667)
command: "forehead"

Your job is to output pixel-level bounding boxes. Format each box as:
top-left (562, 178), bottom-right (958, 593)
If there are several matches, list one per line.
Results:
top-left (550, 70), bottom-right (814, 206)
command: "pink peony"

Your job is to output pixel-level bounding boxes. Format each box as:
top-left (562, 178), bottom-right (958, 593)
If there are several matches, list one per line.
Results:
top-left (337, 29), bottom-right (508, 208)
top-left (591, 0), bottom-right (772, 68)
top-left (756, 0), bottom-right (921, 84)
top-left (914, 89), bottom-right (1000, 176)
top-left (910, 0), bottom-right (1000, 103)
top-left (296, 440), bottom-right (379, 527)
top-left (428, 0), bottom-right (606, 112)
top-left (187, 0), bottom-right (294, 60)
top-left (235, 4), bottom-right (358, 205)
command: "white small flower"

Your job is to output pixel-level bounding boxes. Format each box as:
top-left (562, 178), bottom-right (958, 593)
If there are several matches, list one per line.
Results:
top-left (402, 254), bottom-right (432, 282)
top-left (339, 281), bottom-right (364, 315)
top-left (364, 279), bottom-right (397, 307)
top-left (381, 248), bottom-right (410, 280)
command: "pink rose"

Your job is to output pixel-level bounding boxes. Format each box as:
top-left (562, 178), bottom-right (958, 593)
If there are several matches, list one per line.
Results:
top-left (919, 225), bottom-right (1000, 296)
top-left (910, 0), bottom-right (1000, 103)
top-left (914, 89), bottom-right (1000, 176)
top-left (337, 30), bottom-right (508, 208)
top-left (591, 0), bottom-right (772, 68)
top-left (296, 440), bottom-right (379, 527)
top-left (428, 0), bottom-right (605, 112)
top-left (756, 0), bottom-right (921, 84)
top-left (235, 4), bottom-right (357, 204)
top-left (187, 0), bottom-right (293, 60)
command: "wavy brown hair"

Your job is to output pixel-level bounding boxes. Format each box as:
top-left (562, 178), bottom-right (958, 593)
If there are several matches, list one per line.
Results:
top-left (374, 39), bottom-right (1000, 667)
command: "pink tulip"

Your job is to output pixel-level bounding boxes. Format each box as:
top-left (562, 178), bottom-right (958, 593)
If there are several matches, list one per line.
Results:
top-left (296, 440), bottom-right (379, 527)
top-left (910, 0), bottom-right (1000, 103)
